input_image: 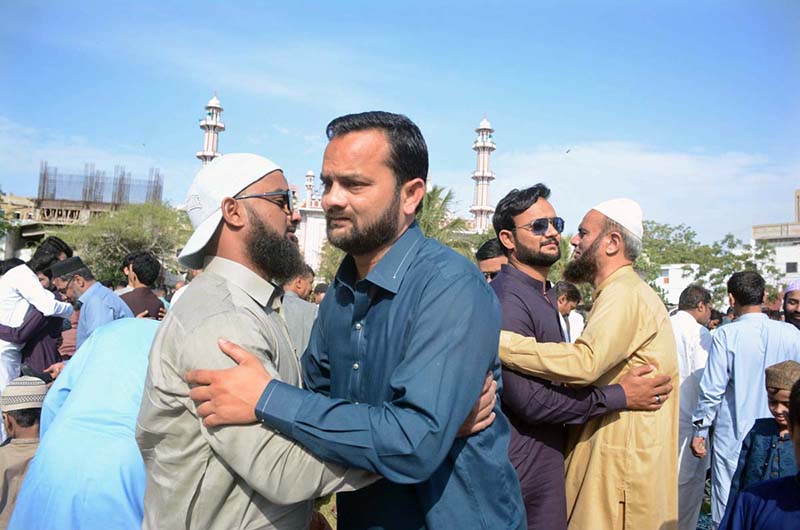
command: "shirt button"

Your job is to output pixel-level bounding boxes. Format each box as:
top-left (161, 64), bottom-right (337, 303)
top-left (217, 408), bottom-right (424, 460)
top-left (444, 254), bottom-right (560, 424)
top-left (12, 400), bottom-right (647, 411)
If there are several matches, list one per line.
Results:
top-left (354, 322), bottom-right (362, 330)
top-left (353, 362), bottom-right (360, 370)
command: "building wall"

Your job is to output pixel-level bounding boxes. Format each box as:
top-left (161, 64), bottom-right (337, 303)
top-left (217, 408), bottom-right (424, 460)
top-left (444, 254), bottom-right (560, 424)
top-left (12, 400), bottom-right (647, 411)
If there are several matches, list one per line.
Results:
top-left (297, 208), bottom-right (327, 274)
top-left (774, 245), bottom-right (800, 286)
top-left (653, 264), bottom-right (699, 306)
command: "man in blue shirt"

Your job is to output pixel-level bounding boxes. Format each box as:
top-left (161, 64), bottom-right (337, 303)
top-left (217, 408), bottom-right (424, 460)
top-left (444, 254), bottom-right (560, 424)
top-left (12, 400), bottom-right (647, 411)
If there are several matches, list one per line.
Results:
top-left (51, 256), bottom-right (134, 349)
top-left (691, 271), bottom-right (800, 526)
top-left (187, 111), bottom-right (526, 529)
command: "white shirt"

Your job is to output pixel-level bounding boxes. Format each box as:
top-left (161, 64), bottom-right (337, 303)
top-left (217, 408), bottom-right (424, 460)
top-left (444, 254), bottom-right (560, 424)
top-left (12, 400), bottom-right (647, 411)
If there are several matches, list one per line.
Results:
top-left (567, 310), bottom-right (584, 343)
top-left (671, 310), bottom-right (712, 430)
top-left (0, 264), bottom-right (73, 440)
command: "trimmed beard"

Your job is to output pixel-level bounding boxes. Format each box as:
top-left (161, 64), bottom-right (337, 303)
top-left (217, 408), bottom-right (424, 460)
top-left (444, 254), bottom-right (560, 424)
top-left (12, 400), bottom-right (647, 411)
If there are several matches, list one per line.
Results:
top-left (326, 188), bottom-right (401, 256)
top-left (563, 236), bottom-right (602, 284)
top-left (244, 204), bottom-right (306, 284)
top-left (515, 235), bottom-right (561, 268)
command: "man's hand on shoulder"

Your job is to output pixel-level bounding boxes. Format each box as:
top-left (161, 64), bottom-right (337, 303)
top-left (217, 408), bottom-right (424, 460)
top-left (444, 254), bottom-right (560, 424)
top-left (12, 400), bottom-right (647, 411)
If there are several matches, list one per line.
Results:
top-left (618, 364), bottom-right (673, 411)
top-left (457, 371), bottom-right (497, 437)
top-left (186, 338), bottom-right (273, 427)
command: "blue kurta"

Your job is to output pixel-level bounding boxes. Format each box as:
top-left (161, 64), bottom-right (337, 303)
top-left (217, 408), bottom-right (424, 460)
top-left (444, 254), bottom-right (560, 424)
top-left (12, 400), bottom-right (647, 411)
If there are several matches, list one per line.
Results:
top-left (727, 418), bottom-right (797, 507)
top-left (8, 318), bottom-right (158, 530)
top-left (692, 313), bottom-right (800, 524)
top-left (719, 473), bottom-right (800, 530)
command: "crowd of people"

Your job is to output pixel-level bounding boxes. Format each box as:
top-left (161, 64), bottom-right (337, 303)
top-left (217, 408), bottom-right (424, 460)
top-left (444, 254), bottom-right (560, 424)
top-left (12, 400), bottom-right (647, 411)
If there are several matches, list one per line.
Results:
top-left (0, 111), bottom-right (798, 530)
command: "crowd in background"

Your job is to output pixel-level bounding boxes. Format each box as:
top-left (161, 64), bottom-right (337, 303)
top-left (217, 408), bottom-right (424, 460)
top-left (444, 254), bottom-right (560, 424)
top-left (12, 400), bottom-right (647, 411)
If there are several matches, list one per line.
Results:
top-left (0, 111), bottom-right (798, 530)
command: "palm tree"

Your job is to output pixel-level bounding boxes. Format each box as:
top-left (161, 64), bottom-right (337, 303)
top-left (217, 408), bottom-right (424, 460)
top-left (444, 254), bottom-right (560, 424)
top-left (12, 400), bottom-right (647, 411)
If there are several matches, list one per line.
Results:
top-left (416, 185), bottom-right (474, 259)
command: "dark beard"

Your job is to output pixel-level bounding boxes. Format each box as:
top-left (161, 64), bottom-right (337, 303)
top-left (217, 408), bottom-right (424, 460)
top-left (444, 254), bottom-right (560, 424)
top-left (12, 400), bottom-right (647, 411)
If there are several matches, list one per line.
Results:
top-left (244, 205), bottom-right (305, 284)
top-left (326, 189), bottom-right (401, 256)
top-left (516, 237), bottom-right (561, 268)
top-left (563, 236), bottom-right (602, 284)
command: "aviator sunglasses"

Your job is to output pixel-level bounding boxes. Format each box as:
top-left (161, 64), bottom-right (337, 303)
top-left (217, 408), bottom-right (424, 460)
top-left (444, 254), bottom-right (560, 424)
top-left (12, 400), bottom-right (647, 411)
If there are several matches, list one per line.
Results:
top-left (513, 216), bottom-right (565, 235)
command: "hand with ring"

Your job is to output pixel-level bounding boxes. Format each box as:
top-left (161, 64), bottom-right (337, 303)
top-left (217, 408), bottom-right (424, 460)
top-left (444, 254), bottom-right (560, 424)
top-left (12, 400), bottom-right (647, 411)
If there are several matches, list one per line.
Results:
top-left (655, 394), bottom-right (662, 404)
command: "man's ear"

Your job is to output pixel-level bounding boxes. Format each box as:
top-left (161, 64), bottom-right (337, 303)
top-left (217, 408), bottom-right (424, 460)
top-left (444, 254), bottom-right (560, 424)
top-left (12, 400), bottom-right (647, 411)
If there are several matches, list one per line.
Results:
top-left (220, 197), bottom-right (247, 229)
top-left (401, 178), bottom-right (426, 216)
top-left (604, 231), bottom-right (623, 257)
top-left (498, 229), bottom-right (516, 255)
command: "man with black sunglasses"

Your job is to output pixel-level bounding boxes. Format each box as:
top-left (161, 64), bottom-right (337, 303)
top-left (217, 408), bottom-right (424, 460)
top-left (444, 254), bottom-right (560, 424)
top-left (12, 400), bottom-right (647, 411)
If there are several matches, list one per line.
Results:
top-left (490, 185), bottom-right (673, 530)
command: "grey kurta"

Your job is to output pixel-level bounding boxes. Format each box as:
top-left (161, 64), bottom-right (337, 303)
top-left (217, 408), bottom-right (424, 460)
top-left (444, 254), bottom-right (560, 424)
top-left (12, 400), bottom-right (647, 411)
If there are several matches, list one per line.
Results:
top-left (136, 256), bottom-right (375, 530)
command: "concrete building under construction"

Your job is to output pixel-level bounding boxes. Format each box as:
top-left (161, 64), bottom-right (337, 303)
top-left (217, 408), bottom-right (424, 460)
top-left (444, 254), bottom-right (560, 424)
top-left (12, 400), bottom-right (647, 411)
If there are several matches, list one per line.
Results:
top-left (1, 161), bottom-right (163, 259)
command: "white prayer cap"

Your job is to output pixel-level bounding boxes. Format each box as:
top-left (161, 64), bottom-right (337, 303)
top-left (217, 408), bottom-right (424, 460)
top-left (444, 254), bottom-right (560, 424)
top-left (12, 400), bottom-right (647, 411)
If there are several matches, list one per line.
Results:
top-left (592, 198), bottom-right (643, 240)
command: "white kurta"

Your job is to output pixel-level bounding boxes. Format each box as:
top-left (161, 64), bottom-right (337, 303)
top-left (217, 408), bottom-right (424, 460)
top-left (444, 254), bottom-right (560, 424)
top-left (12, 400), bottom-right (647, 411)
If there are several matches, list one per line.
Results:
top-left (671, 310), bottom-right (712, 530)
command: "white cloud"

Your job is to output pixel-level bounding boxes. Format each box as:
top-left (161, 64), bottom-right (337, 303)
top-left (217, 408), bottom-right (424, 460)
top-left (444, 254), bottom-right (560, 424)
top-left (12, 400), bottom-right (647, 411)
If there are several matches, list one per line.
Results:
top-left (438, 141), bottom-right (798, 243)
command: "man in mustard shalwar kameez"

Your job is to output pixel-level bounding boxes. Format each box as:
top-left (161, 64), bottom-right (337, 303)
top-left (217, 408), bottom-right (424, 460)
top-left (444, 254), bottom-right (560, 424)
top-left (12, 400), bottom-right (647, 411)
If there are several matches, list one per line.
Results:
top-left (499, 198), bottom-right (678, 530)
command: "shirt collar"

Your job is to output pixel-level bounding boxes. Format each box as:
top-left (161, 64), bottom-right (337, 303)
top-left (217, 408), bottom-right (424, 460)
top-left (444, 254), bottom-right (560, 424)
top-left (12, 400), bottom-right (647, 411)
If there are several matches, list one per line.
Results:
top-left (203, 256), bottom-right (281, 310)
top-left (737, 312), bottom-right (768, 322)
top-left (593, 264), bottom-right (636, 299)
top-left (78, 281), bottom-right (102, 305)
top-left (335, 221), bottom-right (425, 295)
top-left (499, 263), bottom-right (550, 294)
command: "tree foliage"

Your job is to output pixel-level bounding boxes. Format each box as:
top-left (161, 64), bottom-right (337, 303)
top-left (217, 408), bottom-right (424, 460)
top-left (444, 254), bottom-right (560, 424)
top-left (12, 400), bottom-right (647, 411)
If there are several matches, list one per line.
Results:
top-left (416, 186), bottom-right (475, 259)
top-left (638, 220), bottom-right (779, 307)
top-left (317, 239), bottom-right (345, 283)
top-left (51, 202), bottom-right (192, 283)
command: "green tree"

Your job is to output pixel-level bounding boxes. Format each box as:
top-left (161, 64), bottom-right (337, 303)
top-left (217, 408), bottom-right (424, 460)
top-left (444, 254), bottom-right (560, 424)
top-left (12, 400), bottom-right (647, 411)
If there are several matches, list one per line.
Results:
top-left (638, 221), bottom-right (779, 307)
top-left (51, 202), bottom-right (192, 283)
top-left (317, 239), bottom-right (345, 283)
top-left (416, 186), bottom-right (474, 259)
top-left (694, 235), bottom-right (780, 307)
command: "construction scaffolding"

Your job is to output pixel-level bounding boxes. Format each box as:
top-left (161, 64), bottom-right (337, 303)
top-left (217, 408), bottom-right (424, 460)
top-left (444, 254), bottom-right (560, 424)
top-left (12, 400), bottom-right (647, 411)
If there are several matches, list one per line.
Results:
top-left (37, 161), bottom-right (163, 205)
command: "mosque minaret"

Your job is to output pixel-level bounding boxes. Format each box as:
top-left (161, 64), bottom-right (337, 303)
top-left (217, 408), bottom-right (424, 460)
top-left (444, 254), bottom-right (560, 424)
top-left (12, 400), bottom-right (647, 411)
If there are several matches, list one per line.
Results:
top-left (469, 117), bottom-right (496, 232)
top-left (196, 93), bottom-right (225, 165)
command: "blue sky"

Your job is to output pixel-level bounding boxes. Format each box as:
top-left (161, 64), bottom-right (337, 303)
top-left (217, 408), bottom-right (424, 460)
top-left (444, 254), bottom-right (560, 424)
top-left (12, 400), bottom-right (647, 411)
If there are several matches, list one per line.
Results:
top-left (1, 1), bottom-right (798, 242)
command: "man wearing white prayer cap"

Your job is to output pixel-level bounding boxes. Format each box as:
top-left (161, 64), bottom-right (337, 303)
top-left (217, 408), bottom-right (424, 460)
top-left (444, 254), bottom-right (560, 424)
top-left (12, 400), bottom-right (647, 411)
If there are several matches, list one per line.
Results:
top-left (498, 198), bottom-right (680, 530)
top-left (783, 279), bottom-right (800, 330)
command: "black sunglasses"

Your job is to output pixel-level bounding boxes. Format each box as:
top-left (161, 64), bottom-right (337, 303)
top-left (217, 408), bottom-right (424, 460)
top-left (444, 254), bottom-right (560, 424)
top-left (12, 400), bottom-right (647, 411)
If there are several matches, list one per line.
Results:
top-left (483, 271), bottom-right (499, 280)
top-left (235, 189), bottom-right (294, 215)
top-left (514, 216), bottom-right (565, 235)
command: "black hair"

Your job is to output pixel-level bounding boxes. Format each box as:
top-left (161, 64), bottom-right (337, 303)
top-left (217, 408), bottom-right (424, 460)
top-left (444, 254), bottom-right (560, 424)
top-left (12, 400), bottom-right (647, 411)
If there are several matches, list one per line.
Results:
top-left (27, 253), bottom-right (59, 279)
top-left (710, 309), bottom-right (724, 321)
top-left (120, 250), bottom-right (146, 272)
top-left (728, 271), bottom-right (765, 306)
top-left (555, 281), bottom-right (582, 303)
top-left (326, 111), bottom-right (428, 212)
top-left (790, 379), bottom-right (800, 429)
top-left (281, 264), bottom-right (315, 287)
top-left (131, 252), bottom-right (161, 287)
top-left (8, 408), bottom-right (41, 428)
top-left (313, 283), bottom-right (329, 294)
top-left (475, 238), bottom-right (505, 262)
top-left (33, 236), bottom-right (72, 260)
top-left (491, 184), bottom-right (552, 255)
top-left (0, 258), bottom-right (25, 275)
top-left (678, 284), bottom-right (712, 311)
